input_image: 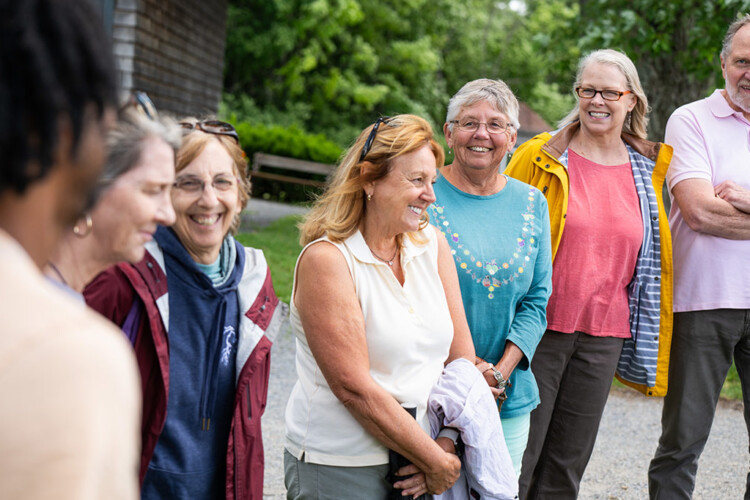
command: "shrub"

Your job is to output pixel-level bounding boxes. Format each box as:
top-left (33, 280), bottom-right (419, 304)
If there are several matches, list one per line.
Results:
top-left (226, 116), bottom-right (343, 203)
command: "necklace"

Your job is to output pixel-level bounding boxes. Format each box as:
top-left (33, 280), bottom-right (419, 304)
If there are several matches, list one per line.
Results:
top-left (48, 261), bottom-right (69, 286)
top-left (369, 245), bottom-right (399, 267)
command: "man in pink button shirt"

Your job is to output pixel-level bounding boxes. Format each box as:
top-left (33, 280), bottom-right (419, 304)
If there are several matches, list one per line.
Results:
top-left (649, 15), bottom-right (750, 500)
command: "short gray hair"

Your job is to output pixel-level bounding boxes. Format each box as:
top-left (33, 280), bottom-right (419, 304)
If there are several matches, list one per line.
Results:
top-left (558, 49), bottom-right (650, 140)
top-left (721, 14), bottom-right (750, 61)
top-left (98, 109), bottom-right (182, 192)
top-left (445, 79), bottom-right (520, 130)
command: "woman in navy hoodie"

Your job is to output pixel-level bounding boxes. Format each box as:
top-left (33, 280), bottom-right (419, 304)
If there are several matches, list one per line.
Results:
top-left (85, 119), bottom-right (286, 500)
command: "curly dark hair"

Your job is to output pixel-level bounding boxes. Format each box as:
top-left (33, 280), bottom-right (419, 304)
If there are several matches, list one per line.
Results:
top-left (0, 0), bottom-right (118, 194)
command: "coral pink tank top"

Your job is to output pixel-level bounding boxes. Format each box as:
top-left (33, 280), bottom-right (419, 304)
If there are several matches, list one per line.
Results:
top-left (546, 149), bottom-right (642, 338)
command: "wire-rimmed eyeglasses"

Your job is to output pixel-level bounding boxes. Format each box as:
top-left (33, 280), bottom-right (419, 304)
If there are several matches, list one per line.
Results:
top-left (172, 174), bottom-right (239, 194)
top-left (449, 119), bottom-right (513, 134)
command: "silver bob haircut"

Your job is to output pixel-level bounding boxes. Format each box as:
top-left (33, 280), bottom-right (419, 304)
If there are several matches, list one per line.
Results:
top-left (445, 78), bottom-right (520, 130)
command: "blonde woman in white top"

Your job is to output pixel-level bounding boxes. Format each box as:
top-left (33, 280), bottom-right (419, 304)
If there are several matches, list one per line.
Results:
top-left (284, 114), bottom-right (476, 499)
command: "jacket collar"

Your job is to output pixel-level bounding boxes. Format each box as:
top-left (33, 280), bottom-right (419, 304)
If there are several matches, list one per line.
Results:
top-left (542, 120), bottom-right (661, 162)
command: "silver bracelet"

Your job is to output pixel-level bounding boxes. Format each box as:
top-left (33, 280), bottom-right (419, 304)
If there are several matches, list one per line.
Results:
top-left (489, 365), bottom-right (508, 389)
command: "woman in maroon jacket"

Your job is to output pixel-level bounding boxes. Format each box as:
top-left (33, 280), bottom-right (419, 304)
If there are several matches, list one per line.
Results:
top-left (86, 119), bottom-right (286, 500)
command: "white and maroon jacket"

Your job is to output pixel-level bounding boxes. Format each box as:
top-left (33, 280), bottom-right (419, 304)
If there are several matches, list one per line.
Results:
top-left (85, 239), bottom-right (288, 500)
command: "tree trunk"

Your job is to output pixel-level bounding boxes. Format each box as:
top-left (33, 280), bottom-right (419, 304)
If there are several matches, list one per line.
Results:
top-left (638, 58), bottom-right (715, 142)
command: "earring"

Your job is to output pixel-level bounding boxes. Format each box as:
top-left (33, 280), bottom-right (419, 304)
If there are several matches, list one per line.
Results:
top-left (626, 111), bottom-right (632, 129)
top-left (72, 214), bottom-right (93, 238)
top-left (367, 193), bottom-right (372, 201)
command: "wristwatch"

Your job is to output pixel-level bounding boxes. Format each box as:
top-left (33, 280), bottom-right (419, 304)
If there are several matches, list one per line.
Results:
top-left (489, 365), bottom-right (509, 389)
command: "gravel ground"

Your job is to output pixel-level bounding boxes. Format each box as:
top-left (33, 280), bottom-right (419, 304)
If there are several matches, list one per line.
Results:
top-left (261, 327), bottom-right (748, 499)
top-left (252, 201), bottom-right (748, 499)
top-left (579, 389), bottom-right (746, 499)
top-left (262, 323), bottom-right (295, 499)
top-left (240, 199), bottom-right (309, 233)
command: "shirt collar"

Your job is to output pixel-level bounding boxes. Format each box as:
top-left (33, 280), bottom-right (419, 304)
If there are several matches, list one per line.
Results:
top-left (709, 88), bottom-right (742, 119)
top-left (345, 228), bottom-right (429, 266)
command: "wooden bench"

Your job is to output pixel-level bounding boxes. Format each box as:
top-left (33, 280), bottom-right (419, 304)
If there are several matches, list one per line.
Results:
top-left (251, 152), bottom-right (337, 188)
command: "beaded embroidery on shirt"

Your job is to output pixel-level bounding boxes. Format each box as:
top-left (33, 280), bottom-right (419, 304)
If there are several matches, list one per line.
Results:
top-left (430, 187), bottom-right (540, 299)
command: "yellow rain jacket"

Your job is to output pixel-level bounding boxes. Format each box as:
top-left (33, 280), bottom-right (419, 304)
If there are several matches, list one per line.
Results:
top-left (505, 121), bottom-right (673, 397)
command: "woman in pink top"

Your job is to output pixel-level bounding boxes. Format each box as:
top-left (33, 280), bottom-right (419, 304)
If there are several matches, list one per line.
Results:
top-left (505, 49), bottom-right (673, 499)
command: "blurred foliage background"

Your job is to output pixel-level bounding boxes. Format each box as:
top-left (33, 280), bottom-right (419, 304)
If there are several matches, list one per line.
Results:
top-left (222, 0), bottom-right (750, 200)
top-left (226, 2), bottom-right (749, 400)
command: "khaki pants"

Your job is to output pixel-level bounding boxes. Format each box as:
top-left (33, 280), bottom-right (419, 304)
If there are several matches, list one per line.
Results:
top-left (284, 449), bottom-right (390, 500)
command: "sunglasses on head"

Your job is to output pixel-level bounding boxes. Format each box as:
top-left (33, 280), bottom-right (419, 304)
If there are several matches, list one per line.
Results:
top-left (120, 91), bottom-right (158, 120)
top-left (179, 120), bottom-right (240, 144)
top-left (359, 116), bottom-right (391, 162)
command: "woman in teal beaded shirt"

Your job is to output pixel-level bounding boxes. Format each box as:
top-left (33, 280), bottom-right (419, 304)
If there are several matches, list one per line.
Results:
top-left (428, 79), bottom-right (552, 477)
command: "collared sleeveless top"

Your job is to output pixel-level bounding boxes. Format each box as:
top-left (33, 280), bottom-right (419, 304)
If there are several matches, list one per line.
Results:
top-left (284, 225), bottom-right (453, 466)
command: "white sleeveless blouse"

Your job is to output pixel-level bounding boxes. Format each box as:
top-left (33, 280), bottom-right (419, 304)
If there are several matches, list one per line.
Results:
top-left (284, 225), bottom-right (454, 466)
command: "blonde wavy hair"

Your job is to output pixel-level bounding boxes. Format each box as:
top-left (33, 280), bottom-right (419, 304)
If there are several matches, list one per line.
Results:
top-left (176, 119), bottom-right (250, 235)
top-left (559, 49), bottom-right (650, 139)
top-left (299, 114), bottom-right (444, 246)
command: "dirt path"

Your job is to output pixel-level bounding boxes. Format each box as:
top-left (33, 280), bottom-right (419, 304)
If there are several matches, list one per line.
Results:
top-left (250, 202), bottom-right (747, 499)
top-left (261, 328), bottom-right (748, 499)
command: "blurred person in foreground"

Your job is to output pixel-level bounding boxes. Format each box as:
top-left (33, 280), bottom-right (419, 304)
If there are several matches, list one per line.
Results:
top-left (427, 78), bottom-right (553, 478)
top-left (85, 118), bottom-right (286, 499)
top-left (505, 49), bottom-right (673, 499)
top-left (45, 101), bottom-right (180, 295)
top-left (649, 15), bottom-right (750, 499)
top-left (284, 114), bottom-right (487, 499)
top-left (0, 0), bottom-right (140, 498)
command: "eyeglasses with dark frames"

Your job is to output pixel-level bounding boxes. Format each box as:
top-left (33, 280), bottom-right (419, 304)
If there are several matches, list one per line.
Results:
top-left (359, 116), bottom-right (391, 162)
top-left (575, 87), bottom-right (632, 101)
top-left (179, 120), bottom-right (240, 144)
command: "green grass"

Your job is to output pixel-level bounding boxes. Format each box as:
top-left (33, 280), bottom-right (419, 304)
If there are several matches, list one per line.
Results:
top-left (722, 363), bottom-right (742, 400)
top-left (236, 215), bottom-right (302, 304)
top-left (613, 363), bottom-right (741, 401)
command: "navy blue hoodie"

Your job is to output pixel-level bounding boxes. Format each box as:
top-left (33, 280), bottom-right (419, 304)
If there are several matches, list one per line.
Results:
top-left (142, 226), bottom-right (245, 499)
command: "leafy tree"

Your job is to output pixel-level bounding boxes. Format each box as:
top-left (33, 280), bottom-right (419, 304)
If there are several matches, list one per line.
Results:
top-left (224, 0), bottom-right (750, 146)
top-left (224, 0), bottom-right (370, 144)
top-left (577, 0), bottom-right (750, 140)
top-left (223, 0), bottom-right (579, 146)
top-left (224, 0), bottom-right (450, 144)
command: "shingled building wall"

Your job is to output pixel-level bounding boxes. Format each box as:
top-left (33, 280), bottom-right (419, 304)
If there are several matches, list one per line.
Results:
top-left (111, 0), bottom-right (228, 117)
